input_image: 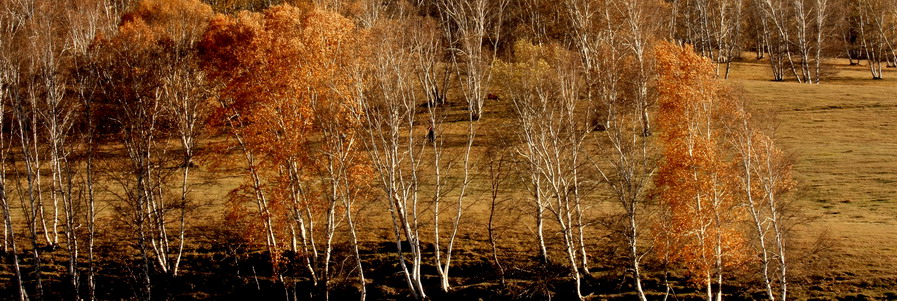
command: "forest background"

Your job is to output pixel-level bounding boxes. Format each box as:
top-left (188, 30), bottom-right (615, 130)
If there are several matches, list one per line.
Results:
top-left (1, 0), bottom-right (896, 300)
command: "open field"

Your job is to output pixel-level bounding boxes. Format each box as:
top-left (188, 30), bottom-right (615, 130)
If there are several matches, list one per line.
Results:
top-left (3, 0), bottom-right (897, 299)
top-left (2, 58), bottom-right (897, 300)
top-left (145, 58), bottom-right (897, 299)
top-left (727, 58), bottom-right (897, 299)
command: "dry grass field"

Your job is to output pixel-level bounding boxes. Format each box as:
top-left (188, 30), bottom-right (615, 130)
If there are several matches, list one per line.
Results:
top-left (169, 57), bottom-right (897, 299)
top-left (3, 56), bottom-right (895, 300)
top-left (727, 58), bottom-right (897, 299)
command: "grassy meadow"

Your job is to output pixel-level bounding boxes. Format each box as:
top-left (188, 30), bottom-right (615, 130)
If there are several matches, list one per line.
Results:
top-left (3, 56), bottom-right (896, 300)
top-left (161, 56), bottom-right (897, 299)
top-left (728, 58), bottom-right (897, 299)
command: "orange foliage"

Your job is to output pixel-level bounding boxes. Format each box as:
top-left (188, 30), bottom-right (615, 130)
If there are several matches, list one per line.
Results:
top-left (90, 0), bottom-right (213, 137)
top-left (120, 0), bottom-right (212, 43)
top-left (91, 0), bottom-right (213, 100)
top-left (200, 4), bottom-right (369, 253)
top-left (653, 42), bottom-right (750, 288)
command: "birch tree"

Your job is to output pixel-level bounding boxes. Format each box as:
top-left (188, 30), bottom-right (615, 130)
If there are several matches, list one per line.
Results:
top-left (31, 4), bottom-right (70, 252)
top-left (201, 5), bottom-right (366, 298)
top-left (89, 2), bottom-right (213, 295)
top-left (161, 51), bottom-right (207, 277)
top-left (66, 1), bottom-right (117, 298)
top-left (812, 0), bottom-right (830, 83)
top-left (755, 0), bottom-right (829, 83)
top-left (406, 13), bottom-right (471, 293)
top-left (9, 3), bottom-right (51, 297)
top-left (617, 0), bottom-right (663, 133)
top-left (0, 3), bottom-right (28, 299)
top-left (588, 3), bottom-right (662, 299)
top-left (654, 42), bottom-right (750, 301)
top-left (497, 41), bottom-right (590, 300)
top-left (716, 0), bottom-right (745, 78)
top-left (670, 0), bottom-right (742, 70)
top-left (304, 9), bottom-right (369, 299)
top-left (855, 0), bottom-right (894, 79)
top-left (564, 0), bottom-right (603, 266)
top-left (790, 0), bottom-right (829, 83)
top-left (140, 0), bottom-right (214, 277)
top-left (757, 0), bottom-right (796, 81)
top-left (24, 4), bottom-right (98, 298)
top-left (200, 10), bottom-right (281, 278)
top-left (93, 28), bottom-right (165, 299)
top-left (314, 68), bottom-right (371, 300)
top-left (69, 1), bottom-right (125, 295)
top-left (355, 18), bottom-right (428, 300)
top-left (442, 0), bottom-right (508, 122)
top-left (727, 99), bottom-right (796, 301)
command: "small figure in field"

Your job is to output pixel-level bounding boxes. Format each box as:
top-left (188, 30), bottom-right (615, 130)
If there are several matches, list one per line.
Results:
top-left (427, 125), bottom-right (435, 143)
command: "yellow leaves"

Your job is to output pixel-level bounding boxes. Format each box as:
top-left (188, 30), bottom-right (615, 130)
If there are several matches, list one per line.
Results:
top-left (121, 0), bottom-right (213, 46)
top-left (654, 48), bottom-right (794, 287)
top-left (127, 0), bottom-right (214, 23)
top-left (201, 4), bottom-right (370, 246)
top-left (202, 4), bottom-right (363, 132)
top-left (655, 42), bottom-right (714, 81)
top-left (653, 41), bottom-right (751, 285)
top-left (262, 4), bottom-right (307, 31)
top-left (494, 40), bottom-right (574, 99)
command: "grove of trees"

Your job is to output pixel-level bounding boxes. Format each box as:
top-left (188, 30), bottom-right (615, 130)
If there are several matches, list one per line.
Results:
top-left (0, 0), bottom-right (891, 300)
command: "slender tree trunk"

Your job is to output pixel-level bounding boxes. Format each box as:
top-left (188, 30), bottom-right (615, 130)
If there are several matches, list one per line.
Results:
top-left (14, 105), bottom-right (45, 299)
top-left (86, 135), bottom-right (97, 301)
top-left (629, 208), bottom-right (648, 301)
top-left (706, 273), bottom-right (713, 301)
top-left (344, 191), bottom-right (366, 301)
top-left (487, 160), bottom-right (506, 286)
top-left (0, 96), bottom-right (24, 301)
top-left (534, 174), bottom-right (549, 264)
top-left (559, 204), bottom-right (584, 301)
top-left (813, 0), bottom-right (828, 83)
top-left (1, 160), bottom-right (26, 301)
top-left (173, 159), bottom-right (189, 276)
top-left (769, 189), bottom-right (787, 301)
top-left (738, 132), bottom-right (776, 300)
top-left (858, 9), bottom-right (883, 79)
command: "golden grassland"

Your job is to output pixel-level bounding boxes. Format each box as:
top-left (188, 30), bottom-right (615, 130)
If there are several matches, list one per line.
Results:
top-left (180, 58), bottom-right (895, 297)
top-left (6, 57), bottom-right (894, 299)
top-left (178, 57), bottom-right (897, 298)
top-left (727, 57), bottom-right (897, 298)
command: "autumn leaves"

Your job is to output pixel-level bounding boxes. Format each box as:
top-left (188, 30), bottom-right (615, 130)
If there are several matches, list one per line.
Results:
top-left (200, 5), bottom-right (371, 299)
top-left (655, 42), bottom-right (794, 301)
top-left (0, 0), bottom-right (803, 299)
